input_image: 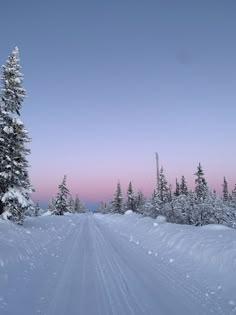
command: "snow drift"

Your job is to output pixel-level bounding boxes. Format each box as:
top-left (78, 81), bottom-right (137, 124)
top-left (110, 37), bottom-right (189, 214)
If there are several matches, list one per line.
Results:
top-left (95, 212), bottom-right (236, 312)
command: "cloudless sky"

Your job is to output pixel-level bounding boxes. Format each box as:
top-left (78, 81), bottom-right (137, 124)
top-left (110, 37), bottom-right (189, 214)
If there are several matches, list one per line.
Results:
top-left (1, 0), bottom-right (236, 208)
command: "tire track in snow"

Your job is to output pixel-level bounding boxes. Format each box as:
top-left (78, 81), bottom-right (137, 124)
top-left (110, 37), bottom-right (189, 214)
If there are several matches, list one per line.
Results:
top-left (1, 214), bottom-right (226, 314)
top-left (45, 217), bottom-right (84, 314)
top-left (95, 216), bottom-right (224, 315)
top-left (91, 218), bottom-right (142, 315)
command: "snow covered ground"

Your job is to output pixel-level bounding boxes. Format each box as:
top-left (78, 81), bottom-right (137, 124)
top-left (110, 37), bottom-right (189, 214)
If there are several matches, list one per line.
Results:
top-left (0, 213), bottom-right (236, 314)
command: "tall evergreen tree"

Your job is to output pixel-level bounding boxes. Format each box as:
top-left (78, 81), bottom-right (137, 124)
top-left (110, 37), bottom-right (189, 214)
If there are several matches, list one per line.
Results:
top-left (112, 182), bottom-right (123, 214)
top-left (67, 195), bottom-right (75, 213)
top-left (231, 184), bottom-right (236, 208)
top-left (98, 201), bottom-right (109, 214)
top-left (174, 179), bottom-right (180, 197)
top-left (126, 181), bottom-right (136, 211)
top-left (0, 47), bottom-right (33, 224)
top-left (222, 177), bottom-right (229, 202)
top-left (168, 184), bottom-right (173, 202)
top-left (74, 195), bottom-right (86, 213)
top-left (48, 196), bottom-right (56, 213)
top-left (135, 190), bottom-right (145, 214)
top-left (53, 175), bottom-right (70, 215)
top-left (150, 189), bottom-right (161, 217)
top-left (157, 167), bottom-right (170, 203)
top-left (194, 163), bottom-right (208, 200)
top-left (34, 200), bottom-right (40, 217)
top-left (180, 175), bottom-right (188, 195)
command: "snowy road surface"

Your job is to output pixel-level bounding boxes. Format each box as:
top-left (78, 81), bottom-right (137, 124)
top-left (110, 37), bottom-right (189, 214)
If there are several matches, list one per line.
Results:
top-left (0, 213), bottom-right (233, 314)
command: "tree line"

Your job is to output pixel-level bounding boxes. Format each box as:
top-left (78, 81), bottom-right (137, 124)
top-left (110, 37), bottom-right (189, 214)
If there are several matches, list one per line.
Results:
top-left (97, 164), bottom-right (236, 228)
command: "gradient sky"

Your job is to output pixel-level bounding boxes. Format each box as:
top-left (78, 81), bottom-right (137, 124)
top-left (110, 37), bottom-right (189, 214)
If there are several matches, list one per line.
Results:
top-left (1, 0), bottom-right (236, 207)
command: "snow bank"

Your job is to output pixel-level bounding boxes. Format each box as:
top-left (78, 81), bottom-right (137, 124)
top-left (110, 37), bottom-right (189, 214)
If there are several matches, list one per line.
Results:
top-left (95, 213), bottom-right (236, 308)
top-left (0, 215), bottom-right (77, 268)
top-left (96, 213), bottom-right (236, 272)
top-left (124, 210), bottom-right (134, 215)
top-left (200, 224), bottom-right (231, 231)
top-left (156, 215), bottom-right (167, 224)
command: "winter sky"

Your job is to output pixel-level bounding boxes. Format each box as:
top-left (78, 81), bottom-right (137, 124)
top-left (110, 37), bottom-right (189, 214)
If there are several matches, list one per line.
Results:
top-left (0, 0), bottom-right (236, 207)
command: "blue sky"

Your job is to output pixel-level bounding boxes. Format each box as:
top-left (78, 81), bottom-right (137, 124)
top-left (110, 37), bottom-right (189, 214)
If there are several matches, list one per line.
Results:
top-left (1, 0), bottom-right (236, 207)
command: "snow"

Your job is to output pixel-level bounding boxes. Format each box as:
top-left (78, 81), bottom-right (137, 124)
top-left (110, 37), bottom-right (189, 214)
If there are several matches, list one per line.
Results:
top-left (96, 213), bottom-right (236, 313)
top-left (3, 126), bottom-right (13, 134)
top-left (124, 209), bottom-right (134, 215)
top-left (155, 215), bottom-right (167, 223)
top-left (42, 210), bottom-right (52, 216)
top-left (0, 213), bottom-right (236, 314)
top-left (1, 187), bottom-right (29, 208)
top-left (200, 224), bottom-right (231, 231)
top-left (1, 210), bottom-right (12, 221)
top-left (0, 172), bottom-right (8, 179)
top-left (13, 117), bottom-right (24, 126)
top-left (13, 78), bottom-right (21, 84)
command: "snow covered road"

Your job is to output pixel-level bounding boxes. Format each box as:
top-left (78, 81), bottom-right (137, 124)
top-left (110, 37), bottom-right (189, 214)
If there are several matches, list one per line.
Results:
top-left (0, 213), bottom-right (234, 314)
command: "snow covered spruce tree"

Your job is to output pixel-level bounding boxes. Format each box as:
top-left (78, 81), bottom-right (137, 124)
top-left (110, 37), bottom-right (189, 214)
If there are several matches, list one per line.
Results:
top-left (222, 177), bottom-right (229, 203)
top-left (193, 163), bottom-right (217, 225)
top-left (231, 185), bottom-right (236, 209)
top-left (194, 163), bottom-right (208, 200)
top-left (126, 181), bottom-right (136, 211)
top-left (147, 189), bottom-right (161, 218)
top-left (97, 201), bottom-right (113, 214)
top-left (112, 181), bottom-right (123, 214)
top-left (157, 167), bottom-right (170, 203)
top-left (97, 201), bottom-right (108, 214)
top-left (52, 175), bottom-right (70, 215)
top-left (48, 196), bottom-right (56, 213)
top-left (34, 200), bottom-right (41, 216)
top-left (156, 166), bottom-right (172, 218)
top-left (74, 195), bottom-right (86, 213)
top-left (180, 175), bottom-right (188, 195)
top-left (67, 195), bottom-right (75, 213)
top-left (174, 179), bottom-right (180, 197)
top-left (0, 47), bottom-right (33, 224)
top-left (170, 175), bottom-right (190, 224)
top-left (135, 190), bottom-right (146, 214)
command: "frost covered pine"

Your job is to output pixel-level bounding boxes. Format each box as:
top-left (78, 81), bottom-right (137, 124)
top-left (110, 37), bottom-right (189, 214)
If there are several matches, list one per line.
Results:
top-left (192, 163), bottom-right (222, 225)
top-left (112, 182), bottom-right (123, 214)
top-left (135, 190), bottom-right (146, 214)
top-left (174, 179), bottom-right (180, 197)
top-left (222, 177), bottom-right (229, 202)
top-left (53, 176), bottom-right (70, 215)
top-left (126, 181), bottom-right (136, 211)
top-left (97, 201), bottom-right (111, 214)
top-left (231, 185), bottom-right (236, 208)
top-left (171, 193), bottom-right (191, 224)
top-left (0, 47), bottom-right (33, 224)
top-left (48, 196), bottom-right (56, 213)
top-left (34, 200), bottom-right (41, 217)
top-left (180, 175), bottom-right (188, 195)
top-left (157, 167), bottom-right (170, 203)
top-left (74, 195), bottom-right (86, 213)
top-left (194, 163), bottom-right (208, 200)
top-left (149, 189), bottom-right (161, 217)
top-left (67, 195), bottom-right (75, 213)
